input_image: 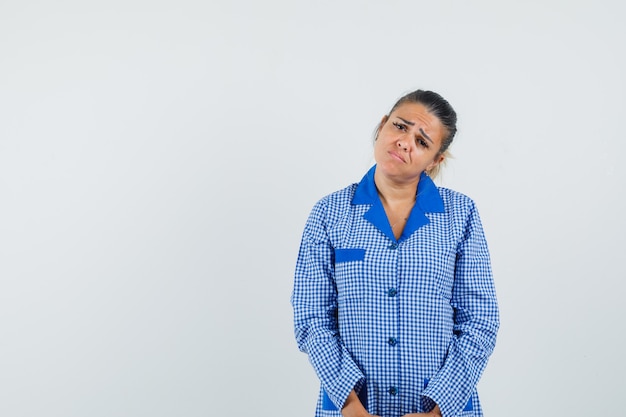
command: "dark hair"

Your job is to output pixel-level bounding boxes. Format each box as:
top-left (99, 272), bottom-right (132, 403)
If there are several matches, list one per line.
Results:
top-left (387, 89), bottom-right (458, 155)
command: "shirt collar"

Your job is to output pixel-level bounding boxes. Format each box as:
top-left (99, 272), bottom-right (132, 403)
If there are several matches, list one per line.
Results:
top-left (352, 165), bottom-right (444, 241)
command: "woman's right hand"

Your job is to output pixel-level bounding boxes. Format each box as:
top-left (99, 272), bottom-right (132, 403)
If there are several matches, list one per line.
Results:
top-left (341, 391), bottom-right (379, 417)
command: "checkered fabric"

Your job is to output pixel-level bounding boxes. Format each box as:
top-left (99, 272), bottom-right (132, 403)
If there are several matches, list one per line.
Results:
top-left (292, 166), bottom-right (499, 417)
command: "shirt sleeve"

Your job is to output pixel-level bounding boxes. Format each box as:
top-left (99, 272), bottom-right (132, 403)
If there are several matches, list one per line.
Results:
top-left (421, 200), bottom-right (500, 417)
top-left (291, 200), bottom-right (365, 410)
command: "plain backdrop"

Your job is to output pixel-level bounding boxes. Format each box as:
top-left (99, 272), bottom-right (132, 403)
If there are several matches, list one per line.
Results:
top-left (1, 1), bottom-right (625, 416)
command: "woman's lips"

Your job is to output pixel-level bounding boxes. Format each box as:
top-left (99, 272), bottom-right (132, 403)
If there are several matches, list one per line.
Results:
top-left (389, 151), bottom-right (405, 163)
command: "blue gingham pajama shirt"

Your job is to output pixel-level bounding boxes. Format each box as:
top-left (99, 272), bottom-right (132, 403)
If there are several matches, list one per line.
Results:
top-left (292, 165), bottom-right (499, 417)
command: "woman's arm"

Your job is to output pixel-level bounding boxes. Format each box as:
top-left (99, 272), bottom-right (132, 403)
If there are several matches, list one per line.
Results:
top-left (291, 200), bottom-right (365, 411)
top-left (421, 200), bottom-right (500, 417)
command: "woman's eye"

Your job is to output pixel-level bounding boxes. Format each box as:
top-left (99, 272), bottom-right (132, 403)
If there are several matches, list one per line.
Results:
top-left (417, 138), bottom-right (429, 148)
top-left (393, 122), bottom-right (406, 131)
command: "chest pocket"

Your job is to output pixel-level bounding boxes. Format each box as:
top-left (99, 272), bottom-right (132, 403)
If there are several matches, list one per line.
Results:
top-left (334, 248), bottom-right (366, 302)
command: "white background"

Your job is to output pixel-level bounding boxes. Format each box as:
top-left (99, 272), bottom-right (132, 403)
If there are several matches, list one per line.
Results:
top-left (1, 1), bottom-right (625, 416)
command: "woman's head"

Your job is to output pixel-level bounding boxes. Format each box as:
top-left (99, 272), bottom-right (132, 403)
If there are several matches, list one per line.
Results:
top-left (375, 89), bottom-right (457, 179)
top-left (387, 89), bottom-right (457, 154)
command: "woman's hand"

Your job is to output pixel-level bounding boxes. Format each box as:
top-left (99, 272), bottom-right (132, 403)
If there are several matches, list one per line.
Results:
top-left (341, 390), bottom-right (379, 417)
top-left (402, 404), bottom-right (442, 417)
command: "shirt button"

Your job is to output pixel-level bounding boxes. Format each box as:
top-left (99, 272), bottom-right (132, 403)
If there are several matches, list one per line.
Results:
top-left (388, 337), bottom-right (397, 346)
top-left (388, 243), bottom-right (398, 250)
top-left (387, 288), bottom-right (397, 297)
top-left (388, 386), bottom-right (398, 396)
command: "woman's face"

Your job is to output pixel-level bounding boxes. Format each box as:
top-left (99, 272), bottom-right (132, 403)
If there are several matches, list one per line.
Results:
top-left (374, 101), bottom-right (446, 183)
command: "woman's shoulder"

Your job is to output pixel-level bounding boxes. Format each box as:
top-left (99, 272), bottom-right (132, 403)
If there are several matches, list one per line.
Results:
top-left (300, 184), bottom-right (359, 241)
top-left (436, 186), bottom-right (479, 214)
top-left (311, 183), bottom-right (359, 214)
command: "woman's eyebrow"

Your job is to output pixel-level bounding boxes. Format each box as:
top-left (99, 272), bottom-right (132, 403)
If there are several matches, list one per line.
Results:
top-left (397, 117), bottom-right (433, 144)
top-left (419, 128), bottom-right (433, 144)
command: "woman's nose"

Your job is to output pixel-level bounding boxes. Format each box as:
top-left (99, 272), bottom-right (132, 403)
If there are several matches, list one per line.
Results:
top-left (397, 139), bottom-right (408, 151)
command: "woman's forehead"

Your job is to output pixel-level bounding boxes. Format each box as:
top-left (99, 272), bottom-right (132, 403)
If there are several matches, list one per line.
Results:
top-left (391, 103), bottom-right (444, 132)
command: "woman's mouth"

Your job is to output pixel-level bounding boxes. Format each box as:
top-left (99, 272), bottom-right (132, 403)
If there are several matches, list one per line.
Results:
top-left (389, 151), bottom-right (405, 163)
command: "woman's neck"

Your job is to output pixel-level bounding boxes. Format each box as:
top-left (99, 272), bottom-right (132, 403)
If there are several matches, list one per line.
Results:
top-left (374, 171), bottom-right (420, 206)
top-left (374, 171), bottom-right (419, 240)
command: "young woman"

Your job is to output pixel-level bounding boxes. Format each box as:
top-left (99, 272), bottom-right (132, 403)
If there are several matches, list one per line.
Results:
top-left (292, 90), bottom-right (499, 417)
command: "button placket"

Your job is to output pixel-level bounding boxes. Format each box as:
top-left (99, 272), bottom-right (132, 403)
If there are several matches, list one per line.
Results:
top-left (383, 240), bottom-right (400, 404)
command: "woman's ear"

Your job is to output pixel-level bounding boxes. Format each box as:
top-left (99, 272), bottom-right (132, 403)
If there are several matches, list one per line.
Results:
top-left (427, 153), bottom-right (445, 171)
top-left (375, 115), bottom-right (389, 141)
top-left (379, 115), bottom-right (389, 129)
